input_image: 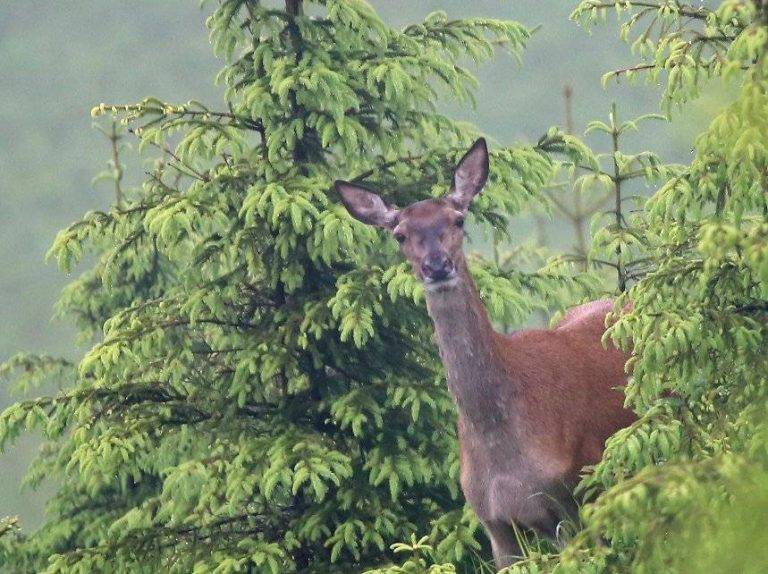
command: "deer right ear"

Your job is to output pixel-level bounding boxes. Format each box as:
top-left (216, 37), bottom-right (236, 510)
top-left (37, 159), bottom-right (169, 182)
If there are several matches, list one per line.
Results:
top-left (335, 181), bottom-right (399, 229)
top-left (447, 138), bottom-right (489, 213)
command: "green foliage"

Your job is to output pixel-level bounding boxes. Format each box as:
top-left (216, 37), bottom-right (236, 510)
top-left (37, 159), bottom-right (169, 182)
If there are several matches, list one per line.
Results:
top-left (0, 2), bottom-right (593, 572)
top-left (542, 103), bottom-right (682, 295)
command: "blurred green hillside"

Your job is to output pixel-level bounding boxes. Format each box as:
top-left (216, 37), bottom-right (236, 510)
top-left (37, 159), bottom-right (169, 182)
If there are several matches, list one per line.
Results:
top-left (0, 1), bottom-right (717, 530)
top-left (0, 0), bottom-right (222, 529)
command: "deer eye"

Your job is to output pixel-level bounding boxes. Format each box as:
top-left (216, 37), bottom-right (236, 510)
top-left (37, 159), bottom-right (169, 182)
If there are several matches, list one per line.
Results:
top-left (455, 216), bottom-right (465, 228)
top-left (393, 232), bottom-right (406, 243)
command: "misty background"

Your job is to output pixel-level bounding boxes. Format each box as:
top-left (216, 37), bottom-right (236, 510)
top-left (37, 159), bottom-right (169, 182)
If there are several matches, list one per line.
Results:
top-left (0, 1), bottom-right (717, 530)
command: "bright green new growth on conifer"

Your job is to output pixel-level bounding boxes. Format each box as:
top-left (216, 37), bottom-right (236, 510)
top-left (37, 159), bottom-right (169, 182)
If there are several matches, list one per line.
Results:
top-left (0, 2), bottom-right (597, 572)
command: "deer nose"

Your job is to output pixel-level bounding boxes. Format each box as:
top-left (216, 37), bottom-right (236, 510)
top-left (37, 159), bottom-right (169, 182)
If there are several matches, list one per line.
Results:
top-left (421, 255), bottom-right (454, 281)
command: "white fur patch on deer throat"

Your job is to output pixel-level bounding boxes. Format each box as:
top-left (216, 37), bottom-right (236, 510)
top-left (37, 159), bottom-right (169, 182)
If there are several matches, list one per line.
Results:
top-left (424, 276), bottom-right (460, 293)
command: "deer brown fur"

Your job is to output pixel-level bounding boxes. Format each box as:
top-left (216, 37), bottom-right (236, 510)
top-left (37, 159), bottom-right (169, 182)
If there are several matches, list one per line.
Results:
top-left (335, 139), bottom-right (635, 569)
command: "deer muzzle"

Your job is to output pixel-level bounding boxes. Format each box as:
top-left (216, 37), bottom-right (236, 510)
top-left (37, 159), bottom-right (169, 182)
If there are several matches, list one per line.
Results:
top-left (421, 254), bottom-right (456, 283)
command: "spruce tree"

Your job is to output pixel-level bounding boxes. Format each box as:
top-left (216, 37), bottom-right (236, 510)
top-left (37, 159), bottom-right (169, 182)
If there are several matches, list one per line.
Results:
top-left (0, 2), bottom-right (593, 572)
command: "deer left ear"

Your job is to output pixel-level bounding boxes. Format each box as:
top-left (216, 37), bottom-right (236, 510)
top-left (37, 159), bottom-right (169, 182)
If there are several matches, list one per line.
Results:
top-left (447, 138), bottom-right (489, 213)
top-left (335, 180), bottom-right (399, 229)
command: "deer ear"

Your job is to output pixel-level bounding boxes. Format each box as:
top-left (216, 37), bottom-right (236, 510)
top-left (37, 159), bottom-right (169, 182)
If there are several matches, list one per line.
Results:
top-left (335, 181), bottom-right (399, 229)
top-left (447, 138), bottom-right (489, 213)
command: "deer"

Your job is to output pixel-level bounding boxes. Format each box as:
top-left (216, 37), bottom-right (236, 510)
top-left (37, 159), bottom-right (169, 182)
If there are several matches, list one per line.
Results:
top-left (335, 138), bottom-right (636, 569)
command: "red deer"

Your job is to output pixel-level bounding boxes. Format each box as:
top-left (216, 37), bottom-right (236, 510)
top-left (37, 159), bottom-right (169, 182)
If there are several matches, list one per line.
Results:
top-left (335, 139), bottom-right (636, 569)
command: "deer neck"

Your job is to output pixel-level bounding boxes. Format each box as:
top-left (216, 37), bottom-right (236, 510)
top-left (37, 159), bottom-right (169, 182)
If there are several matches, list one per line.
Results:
top-left (424, 257), bottom-right (510, 434)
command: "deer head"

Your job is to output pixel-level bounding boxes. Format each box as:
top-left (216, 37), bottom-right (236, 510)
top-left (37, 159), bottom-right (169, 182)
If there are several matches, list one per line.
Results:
top-left (335, 138), bottom-right (489, 292)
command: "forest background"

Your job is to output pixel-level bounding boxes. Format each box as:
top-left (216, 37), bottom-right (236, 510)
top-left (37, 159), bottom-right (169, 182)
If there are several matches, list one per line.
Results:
top-left (0, 0), bottom-right (721, 530)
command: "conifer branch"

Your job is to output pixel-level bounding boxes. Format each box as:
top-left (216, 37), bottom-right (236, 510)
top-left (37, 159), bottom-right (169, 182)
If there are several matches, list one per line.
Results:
top-left (578, 1), bottom-right (711, 20)
top-left (108, 122), bottom-right (124, 208)
top-left (128, 128), bottom-right (210, 182)
top-left (611, 104), bottom-right (627, 293)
